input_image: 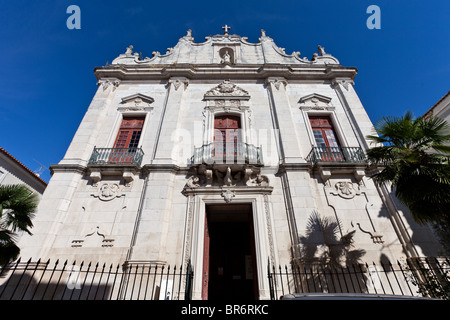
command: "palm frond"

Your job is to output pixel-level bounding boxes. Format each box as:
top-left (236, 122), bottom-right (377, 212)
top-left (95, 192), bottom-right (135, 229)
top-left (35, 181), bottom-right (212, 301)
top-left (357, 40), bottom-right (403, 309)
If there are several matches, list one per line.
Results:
top-left (0, 185), bottom-right (38, 234)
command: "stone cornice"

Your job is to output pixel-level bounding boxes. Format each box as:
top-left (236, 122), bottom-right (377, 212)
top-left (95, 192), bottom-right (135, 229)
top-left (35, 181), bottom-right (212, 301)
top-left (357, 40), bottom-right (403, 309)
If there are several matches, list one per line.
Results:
top-left (94, 64), bottom-right (357, 82)
top-left (182, 185), bottom-right (274, 196)
top-left (49, 164), bottom-right (87, 175)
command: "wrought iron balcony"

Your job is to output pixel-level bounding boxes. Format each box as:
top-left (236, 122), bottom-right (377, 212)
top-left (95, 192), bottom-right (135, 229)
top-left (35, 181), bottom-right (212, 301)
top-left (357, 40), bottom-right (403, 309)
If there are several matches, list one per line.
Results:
top-left (306, 146), bottom-right (366, 164)
top-left (192, 142), bottom-right (263, 165)
top-left (88, 147), bottom-right (144, 166)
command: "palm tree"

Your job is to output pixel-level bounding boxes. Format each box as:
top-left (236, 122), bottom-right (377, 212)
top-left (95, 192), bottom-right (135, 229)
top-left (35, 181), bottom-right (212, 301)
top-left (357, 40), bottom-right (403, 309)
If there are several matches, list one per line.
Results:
top-left (366, 111), bottom-right (450, 251)
top-left (0, 184), bottom-right (38, 266)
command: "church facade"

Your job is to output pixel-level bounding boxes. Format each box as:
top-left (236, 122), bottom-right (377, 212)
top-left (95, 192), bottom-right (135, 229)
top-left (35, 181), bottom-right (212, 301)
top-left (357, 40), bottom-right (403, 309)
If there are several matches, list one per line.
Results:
top-left (17, 27), bottom-right (442, 300)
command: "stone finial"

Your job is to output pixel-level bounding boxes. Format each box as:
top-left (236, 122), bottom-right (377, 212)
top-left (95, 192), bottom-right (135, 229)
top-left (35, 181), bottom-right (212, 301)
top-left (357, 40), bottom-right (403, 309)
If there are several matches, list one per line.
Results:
top-left (318, 45), bottom-right (326, 56)
top-left (125, 45), bottom-right (133, 55)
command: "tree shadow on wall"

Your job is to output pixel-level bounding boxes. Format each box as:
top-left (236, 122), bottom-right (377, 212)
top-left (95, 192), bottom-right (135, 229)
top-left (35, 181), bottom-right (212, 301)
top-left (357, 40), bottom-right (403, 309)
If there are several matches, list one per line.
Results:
top-left (294, 211), bottom-right (368, 293)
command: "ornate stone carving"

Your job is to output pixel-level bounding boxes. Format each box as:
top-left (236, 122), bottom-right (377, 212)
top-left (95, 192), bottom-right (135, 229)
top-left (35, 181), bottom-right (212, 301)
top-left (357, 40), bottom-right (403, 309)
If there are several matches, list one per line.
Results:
top-left (92, 182), bottom-right (123, 201)
top-left (352, 222), bottom-right (384, 244)
top-left (172, 79), bottom-right (189, 91)
top-left (181, 29), bottom-right (194, 42)
top-left (183, 195), bottom-right (195, 265)
top-left (330, 181), bottom-right (361, 199)
top-left (185, 165), bottom-right (269, 189)
top-left (264, 194), bottom-right (276, 265)
top-left (119, 93), bottom-right (154, 112)
top-left (125, 45), bottom-right (133, 55)
top-left (220, 49), bottom-right (232, 64)
top-left (204, 80), bottom-right (249, 98)
top-left (71, 226), bottom-right (115, 248)
top-left (246, 173), bottom-right (270, 187)
top-left (221, 188), bottom-right (235, 203)
top-left (311, 45), bottom-right (340, 64)
top-left (272, 79), bottom-right (287, 90)
top-left (298, 93), bottom-right (334, 111)
top-left (186, 175), bottom-right (201, 188)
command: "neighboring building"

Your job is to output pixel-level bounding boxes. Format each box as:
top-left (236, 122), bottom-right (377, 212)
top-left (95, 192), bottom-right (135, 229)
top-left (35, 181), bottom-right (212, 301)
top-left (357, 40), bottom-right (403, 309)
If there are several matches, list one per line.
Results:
top-left (425, 91), bottom-right (450, 141)
top-left (15, 28), bottom-right (443, 300)
top-left (0, 146), bottom-right (47, 196)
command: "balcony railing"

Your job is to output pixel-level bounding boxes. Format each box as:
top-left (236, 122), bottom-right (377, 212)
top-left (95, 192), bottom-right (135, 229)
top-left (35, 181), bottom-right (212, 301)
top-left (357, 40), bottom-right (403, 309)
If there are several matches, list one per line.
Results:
top-left (306, 146), bottom-right (366, 163)
top-left (192, 142), bottom-right (263, 165)
top-left (88, 147), bottom-right (144, 166)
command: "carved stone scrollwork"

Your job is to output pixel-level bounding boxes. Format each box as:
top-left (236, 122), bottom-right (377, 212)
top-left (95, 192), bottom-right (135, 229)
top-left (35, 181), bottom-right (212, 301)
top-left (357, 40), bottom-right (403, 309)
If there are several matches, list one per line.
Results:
top-left (172, 79), bottom-right (189, 91)
top-left (330, 181), bottom-right (361, 199)
top-left (352, 222), bottom-right (384, 244)
top-left (272, 79), bottom-right (287, 90)
top-left (91, 182), bottom-right (124, 201)
top-left (204, 80), bottom-right (249, 98)
top-left (71, 226), bottom-right (115, 248)
top-left (184, 165), bottom-right (269, 189)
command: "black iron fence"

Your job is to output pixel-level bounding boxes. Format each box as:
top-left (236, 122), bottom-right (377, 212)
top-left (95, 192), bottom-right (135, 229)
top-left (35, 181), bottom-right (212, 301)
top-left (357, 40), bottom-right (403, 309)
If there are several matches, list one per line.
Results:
top-left (268, 257), bottom-right (449, 300)
top-left (2, 257), bottom-right (448, 300)
top-left (0, 259), bottom-right (193, 300)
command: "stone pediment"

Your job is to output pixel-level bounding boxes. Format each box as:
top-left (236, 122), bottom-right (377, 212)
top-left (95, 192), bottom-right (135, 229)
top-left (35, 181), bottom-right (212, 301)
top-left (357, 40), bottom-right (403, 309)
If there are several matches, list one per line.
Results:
top-left (118, 93), bottom-right (154, 112)
top-left (204, 80), bottom-right (250, 100)
top-left (109, 29), bottom-right (341, 67)
top-left (299, 93), bottom-right (334, 111)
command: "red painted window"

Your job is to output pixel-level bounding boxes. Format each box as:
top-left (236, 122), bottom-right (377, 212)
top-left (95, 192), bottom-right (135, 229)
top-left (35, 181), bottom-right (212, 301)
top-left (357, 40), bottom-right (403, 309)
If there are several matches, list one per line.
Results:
top-left (110, 117), bottom-right (144, 162)
top-left (309, 116), bottom-right (343, 161)
top-left (113, 117), bottom-right (144, 149)
top-left (213, 115), bottom-right (241, 158)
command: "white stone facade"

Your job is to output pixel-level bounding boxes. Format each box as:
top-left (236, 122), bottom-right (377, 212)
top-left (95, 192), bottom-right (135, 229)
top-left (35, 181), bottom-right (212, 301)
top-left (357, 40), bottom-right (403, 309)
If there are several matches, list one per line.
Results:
top-left (17, 29), bottom-right (442, 300)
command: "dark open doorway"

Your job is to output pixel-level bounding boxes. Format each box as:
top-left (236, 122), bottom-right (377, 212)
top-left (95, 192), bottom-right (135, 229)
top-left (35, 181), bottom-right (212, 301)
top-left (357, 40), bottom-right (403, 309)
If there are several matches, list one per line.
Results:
top-left (203, 204), bottom-right (258, 300)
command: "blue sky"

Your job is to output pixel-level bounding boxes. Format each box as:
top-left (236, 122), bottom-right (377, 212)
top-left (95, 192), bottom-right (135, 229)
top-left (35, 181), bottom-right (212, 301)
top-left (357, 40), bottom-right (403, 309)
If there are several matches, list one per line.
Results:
top-left (0, 0), bottom-right (449, 183)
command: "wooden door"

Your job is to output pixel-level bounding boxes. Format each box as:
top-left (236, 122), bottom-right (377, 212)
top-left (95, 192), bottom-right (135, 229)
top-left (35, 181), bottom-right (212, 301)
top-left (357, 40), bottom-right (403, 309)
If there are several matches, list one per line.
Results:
top-left (111, 117), bottom-right (144, 162)
top-left (214, 115), bottom-right (241, 159)
top-left (309, 116), bottom-right (343, 161)
top-left (202, 213), bottom-right (210, 300)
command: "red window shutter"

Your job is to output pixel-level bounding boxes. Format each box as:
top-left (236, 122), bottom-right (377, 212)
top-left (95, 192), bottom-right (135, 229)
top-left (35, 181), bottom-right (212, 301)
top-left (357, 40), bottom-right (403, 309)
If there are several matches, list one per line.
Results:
top-left (213, 115), bottom-right (241, 157)
top-left (309, 116), bottom-right (339, 147)
top-left (113, 117), bottom-right (145, 149)
top-left (309, 116), bottom-right (343, 161)
top-left (110, 117), bottom-right (145, 163)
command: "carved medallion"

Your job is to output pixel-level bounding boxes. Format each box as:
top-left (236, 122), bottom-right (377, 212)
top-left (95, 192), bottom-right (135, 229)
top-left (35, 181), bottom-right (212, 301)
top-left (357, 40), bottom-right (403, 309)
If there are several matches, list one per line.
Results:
top-left (92, 182), bottom-right (123, 201)
top-left (331, 181), bottom-right (361, 199)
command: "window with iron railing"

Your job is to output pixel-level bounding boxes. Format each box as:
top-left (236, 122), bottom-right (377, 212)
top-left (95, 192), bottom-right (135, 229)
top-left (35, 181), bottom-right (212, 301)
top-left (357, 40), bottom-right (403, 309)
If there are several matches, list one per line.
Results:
top-left (88, 116), bottom-right (145, 166)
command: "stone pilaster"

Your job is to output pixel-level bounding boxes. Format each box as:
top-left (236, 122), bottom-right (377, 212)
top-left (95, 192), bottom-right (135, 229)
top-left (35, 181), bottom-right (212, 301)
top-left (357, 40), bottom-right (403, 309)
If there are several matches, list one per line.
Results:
top-left (152, 78), bottom-right (189, 164)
